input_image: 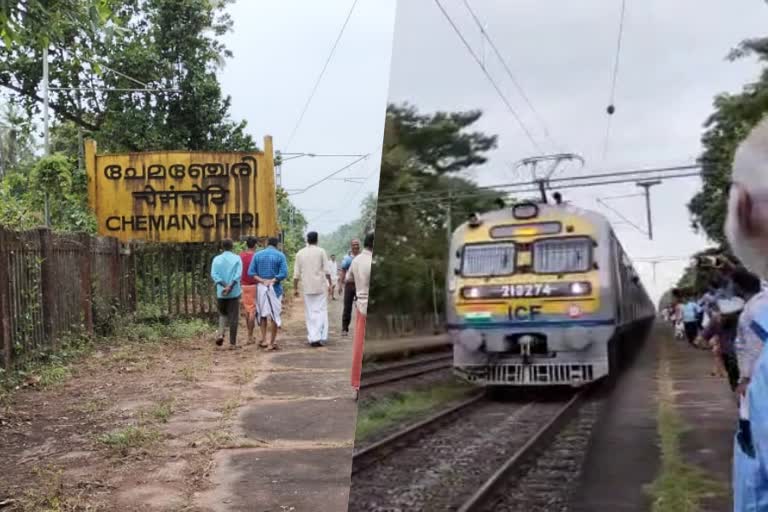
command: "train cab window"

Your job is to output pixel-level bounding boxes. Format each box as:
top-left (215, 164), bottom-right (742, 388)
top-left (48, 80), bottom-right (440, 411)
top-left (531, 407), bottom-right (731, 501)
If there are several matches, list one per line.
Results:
top-left (461, 243), bottom-right (516, 277)
top-left (532, 237), bottom-right (592, 274)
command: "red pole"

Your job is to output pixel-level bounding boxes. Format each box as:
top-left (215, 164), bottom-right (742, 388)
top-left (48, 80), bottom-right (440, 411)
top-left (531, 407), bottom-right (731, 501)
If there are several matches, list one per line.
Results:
top-left (351, 309), bottom-right (366, 390)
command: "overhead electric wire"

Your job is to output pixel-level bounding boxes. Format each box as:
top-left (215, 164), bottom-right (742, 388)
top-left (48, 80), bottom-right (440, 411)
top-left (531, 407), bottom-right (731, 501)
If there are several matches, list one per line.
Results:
top-left (433, 0), bottom-right (542, 152)
top-left (284, 0), bottom-right (359, 151)
top-left (376, 168), bottom-right (701, 208)
top-left (377, 163), bottom-right (700, 204)
top-left (602, 0), bottom-right (628, 160)
top-left (461, 0), bottom-right (559, 152)
top-left (596, 197), bottom-right (646, 235)
top-left (288, 153), bottom-right (368, 196)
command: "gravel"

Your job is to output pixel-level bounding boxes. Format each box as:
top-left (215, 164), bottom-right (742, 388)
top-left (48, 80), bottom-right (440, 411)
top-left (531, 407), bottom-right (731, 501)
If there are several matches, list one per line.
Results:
top-left (483, 399), bottom-right (602, 512)
top-left (348, 399), bottom-right (567, 512)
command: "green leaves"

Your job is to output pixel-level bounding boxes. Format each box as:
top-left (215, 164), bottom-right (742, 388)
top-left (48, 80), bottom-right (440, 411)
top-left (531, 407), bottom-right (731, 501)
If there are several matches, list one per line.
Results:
top-left (688, 21), bottom-right (768, 247)
top-left (370, 104), bottom-right (502, 316)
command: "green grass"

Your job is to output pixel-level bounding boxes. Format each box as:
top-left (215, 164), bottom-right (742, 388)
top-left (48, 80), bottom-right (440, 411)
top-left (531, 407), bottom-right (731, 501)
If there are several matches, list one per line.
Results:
top-left (142, 398), bottom-right (174, 424)
top-left (0, 332), bottom-right (92, 398)
top-left (117, 317), bottom-right (210, 343)
top-left (0, 317), bottom-right (212, 401)
top-left (355, 381), bottom-right (476, 441)
top-left (647, 355), bottom-right (727, 511)
top-left (96, 426), bottom-right (161, 454)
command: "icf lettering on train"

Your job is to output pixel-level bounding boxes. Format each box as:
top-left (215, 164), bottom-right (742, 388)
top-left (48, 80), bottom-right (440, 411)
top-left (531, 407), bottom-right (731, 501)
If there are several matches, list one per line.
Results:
top-left (85, 137), bottom-right (279, 243)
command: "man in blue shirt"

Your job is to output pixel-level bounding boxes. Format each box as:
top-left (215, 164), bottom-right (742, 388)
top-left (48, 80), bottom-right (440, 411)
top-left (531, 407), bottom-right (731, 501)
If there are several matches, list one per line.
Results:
top-left (247, 237), bottom-right (289, 350)
top-left (681, 298), bottom-right (702, 346)
top-left (210, 239), bottom-right (242, 349)
top-left (725, 116), bottom-right (768, 510)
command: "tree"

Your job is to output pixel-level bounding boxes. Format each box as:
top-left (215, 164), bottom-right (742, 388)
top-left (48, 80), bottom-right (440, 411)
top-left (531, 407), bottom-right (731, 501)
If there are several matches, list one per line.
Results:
top-left (0, 0), bottom-right (255, 153)
top-left (688, 32), bottom-right (768, 245)
top-left (321, 192), bottom-right (377, 258)
top-left (369, 103), bottom-right (502, 317)
top-left (0, 100), bottom-right (36, 178)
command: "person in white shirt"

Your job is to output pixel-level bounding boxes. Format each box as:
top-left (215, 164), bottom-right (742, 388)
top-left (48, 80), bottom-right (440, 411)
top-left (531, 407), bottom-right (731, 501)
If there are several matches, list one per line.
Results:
top-left (293, 231), bottom-right (333, 347)
top-left (327, 254), bottom-right (339, 300)
top-left (350, 233), bottom-right (373, 400)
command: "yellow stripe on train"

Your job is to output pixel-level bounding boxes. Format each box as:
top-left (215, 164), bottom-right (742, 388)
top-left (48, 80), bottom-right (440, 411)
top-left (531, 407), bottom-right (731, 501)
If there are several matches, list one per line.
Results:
top-left (455, 299), bottom-right (600, 317)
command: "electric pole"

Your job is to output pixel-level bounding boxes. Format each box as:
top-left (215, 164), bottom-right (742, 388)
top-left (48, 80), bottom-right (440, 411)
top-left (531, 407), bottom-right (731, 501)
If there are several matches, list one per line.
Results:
top-left (42, 46), bottom-right (51, 227)
top-left (636, 180), bottom-right (661, 240)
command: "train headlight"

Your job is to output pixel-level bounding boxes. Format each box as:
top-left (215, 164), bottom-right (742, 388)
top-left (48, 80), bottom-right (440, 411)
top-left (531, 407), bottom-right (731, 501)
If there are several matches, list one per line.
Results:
top-left (461, 287), bottom-right (482, 299)
top-left (569, 282), bottom-right (591, 296)
top-left (448, 275), bottom-right (457, 293)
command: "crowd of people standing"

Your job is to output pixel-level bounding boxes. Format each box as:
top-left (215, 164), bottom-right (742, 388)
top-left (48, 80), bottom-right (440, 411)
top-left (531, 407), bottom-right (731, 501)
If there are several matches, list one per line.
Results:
top-left (208, 232), bottom-right (373, 397)
top-left (664, 267), bottom-right (766, 395)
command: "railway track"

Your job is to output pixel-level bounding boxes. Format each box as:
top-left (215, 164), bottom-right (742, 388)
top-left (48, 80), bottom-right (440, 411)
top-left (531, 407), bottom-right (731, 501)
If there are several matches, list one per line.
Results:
top-left (349, 389), bottom-right (593, 511)
top-left (360, 352), bottom-right (453, 390)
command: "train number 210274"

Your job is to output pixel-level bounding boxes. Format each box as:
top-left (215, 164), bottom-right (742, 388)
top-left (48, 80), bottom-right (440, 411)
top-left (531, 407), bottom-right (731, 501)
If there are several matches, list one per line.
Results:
top-left (500, 283), bottom-right (552, 298)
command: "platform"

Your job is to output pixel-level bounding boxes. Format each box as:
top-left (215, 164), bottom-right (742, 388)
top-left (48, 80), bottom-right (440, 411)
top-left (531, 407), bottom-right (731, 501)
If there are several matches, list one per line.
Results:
top-left (363, 334), bottom-right (451, 362)
top-left (570, 324), bottom-right (735, 511)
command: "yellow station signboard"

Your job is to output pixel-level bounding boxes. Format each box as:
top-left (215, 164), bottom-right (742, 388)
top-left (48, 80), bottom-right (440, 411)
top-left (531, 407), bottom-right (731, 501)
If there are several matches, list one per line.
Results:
top-left (86, 136), bottom-right (279, 243)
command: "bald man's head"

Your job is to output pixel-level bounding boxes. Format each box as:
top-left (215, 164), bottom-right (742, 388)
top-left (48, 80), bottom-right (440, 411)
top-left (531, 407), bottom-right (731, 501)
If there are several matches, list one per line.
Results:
top-left (726, 115), bottom-right (768, 278)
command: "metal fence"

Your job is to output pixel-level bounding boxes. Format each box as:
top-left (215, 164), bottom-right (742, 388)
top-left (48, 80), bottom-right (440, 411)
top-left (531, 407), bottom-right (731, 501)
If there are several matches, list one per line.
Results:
top-left (0, 227), bottom-right (218, 370)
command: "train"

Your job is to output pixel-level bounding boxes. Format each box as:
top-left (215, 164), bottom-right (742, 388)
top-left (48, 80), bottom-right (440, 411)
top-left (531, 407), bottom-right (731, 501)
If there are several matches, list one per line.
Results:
top-left (445, 198), bottom-right (656, 387)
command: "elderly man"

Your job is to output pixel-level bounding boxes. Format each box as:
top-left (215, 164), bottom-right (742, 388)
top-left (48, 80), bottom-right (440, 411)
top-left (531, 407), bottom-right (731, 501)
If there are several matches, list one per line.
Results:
top-left (726, 116), bottom-right (768, 510)
top-left (294, 231), bottom-right (333, 347)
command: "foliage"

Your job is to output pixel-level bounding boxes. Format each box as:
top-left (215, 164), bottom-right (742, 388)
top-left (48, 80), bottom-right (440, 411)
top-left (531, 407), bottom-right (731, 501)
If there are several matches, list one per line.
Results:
top-left (369, 103), bottom-right (502, 316)
top-left (0, 151), bottom-right (96, 231)
top-left (276, 186), bottom-right (307, 294)
top-left (0, 100), bottom-right (36, 178)
top-left (688, 32), bottom-right (768, 244)
top-left (322, 192), bottom-right (377, 259)
top-left (0, 0), bottom-right (270, 234)
top-left (1, 0), bottom-right (255, 153)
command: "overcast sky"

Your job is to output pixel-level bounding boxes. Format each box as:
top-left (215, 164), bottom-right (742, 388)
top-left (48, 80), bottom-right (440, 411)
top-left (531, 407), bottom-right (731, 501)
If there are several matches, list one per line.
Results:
top-left (386, 0), bottom-right (768, 303)
top-left (219, 0), bottom-right (396, 237)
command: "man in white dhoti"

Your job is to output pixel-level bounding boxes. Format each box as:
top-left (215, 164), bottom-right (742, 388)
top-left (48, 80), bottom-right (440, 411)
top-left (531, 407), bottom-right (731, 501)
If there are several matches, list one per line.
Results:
top-left (247, 237), bottom-right (289, 351)
top-left (293, 231), bottom-right (333, 347)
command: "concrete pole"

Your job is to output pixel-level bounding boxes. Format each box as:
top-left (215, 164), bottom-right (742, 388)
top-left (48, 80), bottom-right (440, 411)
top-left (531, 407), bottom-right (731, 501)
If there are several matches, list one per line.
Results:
top-left (636, 180), bottom-right (661, 240)
top-left (42, 46), bottom-right (51, 227)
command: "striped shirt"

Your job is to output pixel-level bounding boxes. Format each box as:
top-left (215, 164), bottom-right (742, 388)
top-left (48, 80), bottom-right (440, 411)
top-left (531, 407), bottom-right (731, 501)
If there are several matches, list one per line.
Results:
top-left (247, 246), bottom-right (289, 298)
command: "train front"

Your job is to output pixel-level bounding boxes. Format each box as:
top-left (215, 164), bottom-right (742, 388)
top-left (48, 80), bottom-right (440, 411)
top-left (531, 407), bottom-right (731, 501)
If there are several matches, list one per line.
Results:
top-left (446, 201), bottom-right (615, 387)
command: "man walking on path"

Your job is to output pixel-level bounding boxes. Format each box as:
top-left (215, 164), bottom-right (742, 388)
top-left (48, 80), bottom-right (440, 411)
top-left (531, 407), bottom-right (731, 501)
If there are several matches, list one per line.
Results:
top-left (340, 239), bottom-right (361, 336)
top-left (247, 237), bottom-right (289, 351)
top-left (239, 237), bottom-right (259, 344)
top-left (328, 254), bottom-right (338, 300)
top-left (350, 233), bottom-right (373, 400)
top-left (294, 231), bottom-right (333, 347)
top-left (210, 239), bottom-right (242, 349)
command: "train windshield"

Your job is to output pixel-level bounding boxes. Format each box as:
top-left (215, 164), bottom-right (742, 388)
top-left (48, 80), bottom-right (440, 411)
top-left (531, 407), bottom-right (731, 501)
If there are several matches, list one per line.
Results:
top-left (461, 243), bottom-right (516, 277)
top-left (533, 237), bottom-right (592, 273)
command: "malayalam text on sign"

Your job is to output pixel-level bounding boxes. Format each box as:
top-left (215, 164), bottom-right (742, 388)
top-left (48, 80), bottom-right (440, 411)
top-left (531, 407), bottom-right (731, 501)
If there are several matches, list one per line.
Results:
top-left (86, 136), bottom-right (278, 243)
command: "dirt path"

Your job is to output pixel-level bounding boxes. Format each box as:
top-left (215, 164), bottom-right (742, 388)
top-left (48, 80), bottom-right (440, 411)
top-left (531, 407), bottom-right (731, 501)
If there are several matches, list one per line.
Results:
top-left (0, 295), bottom-right (357, 511)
